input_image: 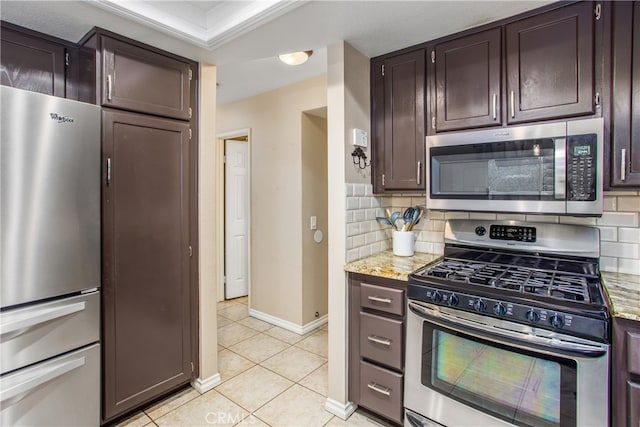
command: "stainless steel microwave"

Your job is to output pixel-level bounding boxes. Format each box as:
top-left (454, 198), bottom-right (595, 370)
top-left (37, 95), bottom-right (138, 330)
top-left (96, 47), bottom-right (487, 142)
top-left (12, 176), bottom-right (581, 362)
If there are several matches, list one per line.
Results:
top-left (426, 118), bottom-right (604, 216)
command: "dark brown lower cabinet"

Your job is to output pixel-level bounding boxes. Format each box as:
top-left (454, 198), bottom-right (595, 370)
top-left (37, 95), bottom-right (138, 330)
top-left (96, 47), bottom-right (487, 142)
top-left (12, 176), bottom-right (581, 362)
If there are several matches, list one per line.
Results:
top-left (612, 317), bottom-right (640, 427)
top-left (349, 273), bottom-right (406, 425)
top-left (102, 109), bottom-right (192, 422)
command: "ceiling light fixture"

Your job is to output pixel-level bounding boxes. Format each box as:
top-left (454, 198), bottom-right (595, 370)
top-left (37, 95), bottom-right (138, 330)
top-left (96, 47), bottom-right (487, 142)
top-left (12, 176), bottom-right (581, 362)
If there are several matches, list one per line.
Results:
top-left (278, 50), bottom-right (313, 66)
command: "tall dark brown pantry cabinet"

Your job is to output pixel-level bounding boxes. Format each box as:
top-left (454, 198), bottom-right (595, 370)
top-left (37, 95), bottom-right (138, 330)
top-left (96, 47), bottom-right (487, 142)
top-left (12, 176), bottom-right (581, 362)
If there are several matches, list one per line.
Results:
top-left (608, 1), bottom-right (640, 188)
top-left (78, 30), bottom-right (199, 423)
top-left (101, 110), bottom-right (192, 421)
top-left (371, 49), bottom-right (425, 193)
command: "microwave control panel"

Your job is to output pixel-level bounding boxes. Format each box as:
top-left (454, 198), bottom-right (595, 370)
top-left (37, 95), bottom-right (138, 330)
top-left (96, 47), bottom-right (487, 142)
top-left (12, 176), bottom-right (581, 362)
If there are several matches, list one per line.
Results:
top-left (567, 134), bottom-right (597, 201)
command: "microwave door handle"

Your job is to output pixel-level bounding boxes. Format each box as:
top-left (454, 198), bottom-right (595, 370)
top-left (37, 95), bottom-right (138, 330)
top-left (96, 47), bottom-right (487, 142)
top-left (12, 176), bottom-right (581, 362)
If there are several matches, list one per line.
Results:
top-left (555, 138), bottom-right (566, 200)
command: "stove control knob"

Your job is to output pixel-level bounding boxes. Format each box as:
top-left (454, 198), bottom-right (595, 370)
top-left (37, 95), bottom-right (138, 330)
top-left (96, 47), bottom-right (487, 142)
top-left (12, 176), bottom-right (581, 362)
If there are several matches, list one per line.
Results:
top-left (475, 226), bottom-right (486, 236)
top-left (430, 290), bottom-right (442, 304)
top-left (550, 313), bottom-right (565, 329)
top-left (526, 309), bottom-right (540, 323)
top-left (448, 294), bottom-right (459, 307)
top-left (473, 299), bottom-right (486, 312)
top-left (493, 302), bottom-right (507, 316)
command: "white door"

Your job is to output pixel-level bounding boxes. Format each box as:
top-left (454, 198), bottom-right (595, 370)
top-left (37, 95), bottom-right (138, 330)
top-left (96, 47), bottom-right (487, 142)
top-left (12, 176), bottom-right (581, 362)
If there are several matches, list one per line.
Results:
top-left (225, 139), bottom-right (250, 299)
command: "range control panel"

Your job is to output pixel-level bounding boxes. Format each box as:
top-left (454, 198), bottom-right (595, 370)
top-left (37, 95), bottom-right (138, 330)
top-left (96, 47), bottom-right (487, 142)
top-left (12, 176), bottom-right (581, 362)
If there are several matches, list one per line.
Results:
top-left (487, 225), bottom-right (536, 243)
top-left (407, 283), bottom-right (608, 343)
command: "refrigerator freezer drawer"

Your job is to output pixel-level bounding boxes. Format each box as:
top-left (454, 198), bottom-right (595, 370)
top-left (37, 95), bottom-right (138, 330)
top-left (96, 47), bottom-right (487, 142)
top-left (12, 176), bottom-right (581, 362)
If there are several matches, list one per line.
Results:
top-left (0, 343), bottom-right (100, 426)
top-left (0, 291), bottom-right (100, 374)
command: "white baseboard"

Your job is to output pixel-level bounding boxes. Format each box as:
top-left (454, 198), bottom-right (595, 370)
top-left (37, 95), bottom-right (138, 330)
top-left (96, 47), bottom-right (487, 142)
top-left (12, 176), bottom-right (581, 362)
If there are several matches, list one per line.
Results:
top-left (191, 373), bottom-right (221, 394)
top-left (325, 398), bottom-right (357, 420)
top-left (249, 308), bottom-right (328, 335)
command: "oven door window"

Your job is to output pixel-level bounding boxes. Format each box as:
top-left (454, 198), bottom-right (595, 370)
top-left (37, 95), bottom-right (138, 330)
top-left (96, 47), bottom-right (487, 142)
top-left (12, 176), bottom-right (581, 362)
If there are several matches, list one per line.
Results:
top-left (430, 139), bottom-right (557, 200)
top-left (421, 323), bottom-right (577, 427)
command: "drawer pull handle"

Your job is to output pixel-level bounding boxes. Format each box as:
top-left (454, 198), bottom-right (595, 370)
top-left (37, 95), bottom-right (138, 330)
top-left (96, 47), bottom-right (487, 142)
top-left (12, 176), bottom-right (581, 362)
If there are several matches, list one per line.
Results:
top-left (1, 302), bottom-right (86, 337)
top-left (367, 382), bottom-right (391, 396)
top-left (368, 296), bottom-right (392, 304)
top-left (0, 356), bottom-right (86, 405)
top-left (367, 335), bottom-right (391, 346)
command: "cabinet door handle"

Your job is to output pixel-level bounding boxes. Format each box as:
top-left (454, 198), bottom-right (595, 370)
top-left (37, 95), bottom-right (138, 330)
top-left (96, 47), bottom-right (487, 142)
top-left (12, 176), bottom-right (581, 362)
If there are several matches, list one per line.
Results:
top-left (492, 93), bottom-right (497, 120)
top-left (106, 158), bottom-right (112, 186)
top-left (367, 335), bottom-right (391, 346)
top-left (107, 75), bottom-right (113, 101)
top-left (367, 295), bottom-right (392, 304)
top-left (510, 90), bottom-right (515, 118)
top-left (621, 149), bottom-right (627, 182)
top-left (417, 161), bottom-right (422, 185)
top-left (367, 382), bottom-right (391, 396)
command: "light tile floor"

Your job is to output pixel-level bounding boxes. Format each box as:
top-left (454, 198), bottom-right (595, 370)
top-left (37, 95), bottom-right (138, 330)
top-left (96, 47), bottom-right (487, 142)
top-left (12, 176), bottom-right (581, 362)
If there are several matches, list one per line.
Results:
top-left (116, 297), bottom-right (391, 427)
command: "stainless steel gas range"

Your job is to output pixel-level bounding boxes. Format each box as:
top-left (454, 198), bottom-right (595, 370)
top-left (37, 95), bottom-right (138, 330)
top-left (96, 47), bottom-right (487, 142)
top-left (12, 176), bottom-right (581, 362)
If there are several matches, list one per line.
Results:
top-left (404, 220), bottom-right (610, 427)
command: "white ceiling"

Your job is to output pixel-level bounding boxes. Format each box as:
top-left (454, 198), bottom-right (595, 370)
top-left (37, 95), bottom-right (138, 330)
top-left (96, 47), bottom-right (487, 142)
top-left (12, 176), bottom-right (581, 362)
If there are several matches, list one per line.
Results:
top-left (1, 0), bottom-right (554, 105)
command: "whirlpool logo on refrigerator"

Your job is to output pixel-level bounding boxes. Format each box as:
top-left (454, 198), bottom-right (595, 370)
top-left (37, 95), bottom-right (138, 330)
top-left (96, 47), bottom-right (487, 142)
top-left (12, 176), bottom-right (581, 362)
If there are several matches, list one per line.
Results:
top-left (49, 113), bottom-right (74, 123)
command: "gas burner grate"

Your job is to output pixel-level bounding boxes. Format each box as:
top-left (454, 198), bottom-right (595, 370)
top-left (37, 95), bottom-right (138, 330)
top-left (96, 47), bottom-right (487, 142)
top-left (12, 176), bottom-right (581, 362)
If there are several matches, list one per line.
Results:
top-left (420, 259), bottom-right (592, 303)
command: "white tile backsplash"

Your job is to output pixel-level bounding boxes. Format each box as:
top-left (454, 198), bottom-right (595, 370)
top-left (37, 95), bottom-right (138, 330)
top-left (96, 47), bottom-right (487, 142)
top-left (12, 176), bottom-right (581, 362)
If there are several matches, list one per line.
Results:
top-left (346, 187), bottom-right (640, 275)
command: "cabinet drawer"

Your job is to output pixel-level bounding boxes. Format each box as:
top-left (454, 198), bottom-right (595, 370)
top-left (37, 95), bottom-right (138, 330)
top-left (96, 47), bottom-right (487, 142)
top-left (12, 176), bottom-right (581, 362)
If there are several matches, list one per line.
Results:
top-left (360, 283), bottom-right (405, 315)
top-left (359, 360), bottom-right (403, 424)
top-left (360, 311), bottom-right (403, 370)
top-left (627, 331), bottom-right (640, 376)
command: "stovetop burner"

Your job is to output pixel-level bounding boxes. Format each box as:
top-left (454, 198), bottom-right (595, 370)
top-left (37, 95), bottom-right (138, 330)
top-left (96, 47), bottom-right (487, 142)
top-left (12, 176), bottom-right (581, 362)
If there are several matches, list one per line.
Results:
top-left (417, 258), bottom-right (592, 303)
top-left (408, 220), bottom-right (610, 343)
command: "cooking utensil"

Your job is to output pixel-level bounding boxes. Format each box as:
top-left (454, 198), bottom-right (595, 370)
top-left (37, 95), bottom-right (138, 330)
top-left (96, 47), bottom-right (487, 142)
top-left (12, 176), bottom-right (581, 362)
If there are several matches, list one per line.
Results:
top-left (402, 207), bottom-right (415, 231)
top-left (376, 217), bottom-right (393, 228)
top-left (390, 211), bottom-right (401, 229)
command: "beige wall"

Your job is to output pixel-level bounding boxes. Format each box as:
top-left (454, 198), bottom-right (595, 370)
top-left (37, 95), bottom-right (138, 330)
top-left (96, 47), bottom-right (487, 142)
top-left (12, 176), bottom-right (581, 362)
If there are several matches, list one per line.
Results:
top-left (197, 63), bottom-right (219, 384)
top-left (301, 112), bottom-right (329, 324)
top-left (326, 41), bottom-right (370, 418)
top-left (344, 43), bottom-right (372, 185)
top-left (217, 76), bottom-right (327, 326)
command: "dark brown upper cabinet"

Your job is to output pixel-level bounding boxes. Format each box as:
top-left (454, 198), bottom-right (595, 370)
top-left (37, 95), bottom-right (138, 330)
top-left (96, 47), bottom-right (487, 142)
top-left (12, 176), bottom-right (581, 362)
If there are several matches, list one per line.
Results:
top-left (505, 1), bottom-right (595, 124)
top-left (101, 109), bottom-right (192, 422)
top-left (608, 1), bottom-right (640, 189)
top-left (372, 49), bottom-right (425, 194)
top-left (101, 36), bottom-right (192, 120)
top-left (0, 24), bottom-right (66, 97)
top-left (433, 28), bottom-right (502, 132)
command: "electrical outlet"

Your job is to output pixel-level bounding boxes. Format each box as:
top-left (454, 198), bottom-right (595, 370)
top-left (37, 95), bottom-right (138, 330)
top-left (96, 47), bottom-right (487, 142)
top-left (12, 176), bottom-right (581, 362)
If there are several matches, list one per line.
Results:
top-left (352, 128), bottom-right (368, 147)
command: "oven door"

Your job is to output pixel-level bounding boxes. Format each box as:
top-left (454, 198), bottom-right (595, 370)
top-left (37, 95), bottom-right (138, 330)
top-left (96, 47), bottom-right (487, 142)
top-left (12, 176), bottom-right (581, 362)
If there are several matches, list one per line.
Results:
top-left (404, 300), bottom-right (609, 427)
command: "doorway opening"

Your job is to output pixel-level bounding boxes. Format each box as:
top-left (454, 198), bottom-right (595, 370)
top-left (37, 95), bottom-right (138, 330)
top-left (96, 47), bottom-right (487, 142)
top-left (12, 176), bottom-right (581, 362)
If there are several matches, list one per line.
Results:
top-left (216, 129), bottom-right (251, 302)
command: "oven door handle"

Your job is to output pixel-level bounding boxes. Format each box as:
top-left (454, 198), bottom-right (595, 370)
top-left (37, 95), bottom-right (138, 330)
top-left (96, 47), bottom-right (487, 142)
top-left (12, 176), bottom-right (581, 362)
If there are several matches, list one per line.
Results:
top-left (408, 301), bottom-right (608, 358)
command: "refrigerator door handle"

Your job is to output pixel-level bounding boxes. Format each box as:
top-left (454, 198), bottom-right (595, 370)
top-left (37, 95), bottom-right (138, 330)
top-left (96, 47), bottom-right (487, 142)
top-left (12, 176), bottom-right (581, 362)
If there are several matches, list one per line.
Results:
top-left (1, 302), bottom-right (86, 337)
top-left (0, 356), bottom-right (85, 405)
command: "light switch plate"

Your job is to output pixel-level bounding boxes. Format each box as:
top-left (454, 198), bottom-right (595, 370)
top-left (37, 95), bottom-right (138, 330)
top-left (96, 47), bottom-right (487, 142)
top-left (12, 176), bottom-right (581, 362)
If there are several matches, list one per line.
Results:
top-left (310, 216), bottom-right (317, 230)
top-left (353, 128), bottom-right (368, 147)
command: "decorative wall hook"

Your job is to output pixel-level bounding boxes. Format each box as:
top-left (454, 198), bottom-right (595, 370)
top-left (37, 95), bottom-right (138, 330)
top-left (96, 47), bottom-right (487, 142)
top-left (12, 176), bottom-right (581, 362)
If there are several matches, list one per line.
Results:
top-left (351, 146), bottom-right (370, 169)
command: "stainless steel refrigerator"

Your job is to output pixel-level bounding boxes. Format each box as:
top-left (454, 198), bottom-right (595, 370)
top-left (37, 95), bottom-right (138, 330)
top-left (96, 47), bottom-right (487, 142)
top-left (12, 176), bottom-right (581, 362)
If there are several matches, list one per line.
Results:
top-left (0, 86), bottom-right (101, 426)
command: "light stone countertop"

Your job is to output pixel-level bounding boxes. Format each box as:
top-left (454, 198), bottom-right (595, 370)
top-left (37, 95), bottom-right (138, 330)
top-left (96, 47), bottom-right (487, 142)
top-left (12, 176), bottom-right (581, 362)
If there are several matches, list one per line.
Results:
top-left (602, 272), bottom-right (640, 322)
top-left (344, 250), bottom-right (441, 282)
top-left (345, 252), bottom-right (640, 322)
